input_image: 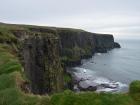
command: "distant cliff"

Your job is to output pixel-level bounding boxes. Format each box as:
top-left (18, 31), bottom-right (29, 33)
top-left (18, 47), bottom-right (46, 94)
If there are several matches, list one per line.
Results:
top-left (58, 29), bottom-right (118, 66)
top-left (27, 27), bottom-right (120, 67)
top-left (0, 23), bottom-right (120, 94)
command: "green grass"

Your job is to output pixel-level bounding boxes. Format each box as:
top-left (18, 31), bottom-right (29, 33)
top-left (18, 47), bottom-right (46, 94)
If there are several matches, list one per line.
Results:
top-left (0, 73), bottom-right (16, 91)
top-left (0, 71), bottom-right (51, 105)
top-left (130, 81), bottom-right (140, 94)
top-left (129, 81), bottom-right (140, 105)
top-left (0, 85), bottom-right (51, 105)
top-left (0, 28), bottom-right (18, 43)
top-left (0, 44), bottom-right (21, 75)
top-left (51, 90), bottom-right (136, 105)
top-left (0, 43), bottom-right (51, 105)
top-left (64, 73), bottom-right (72, 83)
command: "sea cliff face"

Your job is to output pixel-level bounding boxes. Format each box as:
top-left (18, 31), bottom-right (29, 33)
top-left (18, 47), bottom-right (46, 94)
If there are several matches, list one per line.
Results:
top-left (94, 34), bottom-right (114, 53)
top-left (0, 23), bottom-right (120, 94)
top-left (22, 33), bottom-right (64, 94)
top-left (58, 30), bottom-right (96, 66)
top-left (57, 29), bottom-right (117, 67)
top-left (26, 27), bottom-right (117, 67)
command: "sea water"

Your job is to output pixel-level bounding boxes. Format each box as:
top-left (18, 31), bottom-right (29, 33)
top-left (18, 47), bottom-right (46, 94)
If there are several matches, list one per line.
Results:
top-left (72, 39), bottom-right (140, 92)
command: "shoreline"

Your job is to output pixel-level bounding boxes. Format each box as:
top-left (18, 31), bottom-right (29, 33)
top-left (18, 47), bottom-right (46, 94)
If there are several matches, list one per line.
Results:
top-left (67, 66), bottom-right (128, 93)
top-left (66, 53), bottom-right (129, 93)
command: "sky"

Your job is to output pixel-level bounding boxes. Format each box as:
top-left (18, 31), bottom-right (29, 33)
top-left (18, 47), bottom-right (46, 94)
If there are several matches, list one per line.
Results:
top-left (0, 0), bottom-right (140, 39)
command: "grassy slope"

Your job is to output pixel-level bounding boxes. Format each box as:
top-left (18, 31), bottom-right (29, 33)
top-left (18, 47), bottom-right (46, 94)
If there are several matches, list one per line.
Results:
top-left (0, 23), bottom-right (140, 105)
top-left (0, 44), bottom-right (50, 105)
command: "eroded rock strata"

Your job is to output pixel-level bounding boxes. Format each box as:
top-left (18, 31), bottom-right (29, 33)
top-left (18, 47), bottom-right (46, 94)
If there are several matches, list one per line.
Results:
top-left (9, 25), bottom-right (120, 94)
top-left (22, 34), bottom-right (63, 94)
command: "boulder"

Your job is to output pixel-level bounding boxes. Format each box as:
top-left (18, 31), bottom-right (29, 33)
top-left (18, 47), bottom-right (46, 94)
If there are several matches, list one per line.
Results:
top-left (114, 42), bottom-right (121, 48)
top-left (78, 81), bottom-right (98, 91)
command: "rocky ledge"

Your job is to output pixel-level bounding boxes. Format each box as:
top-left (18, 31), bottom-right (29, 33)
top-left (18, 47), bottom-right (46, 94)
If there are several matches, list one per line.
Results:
top-left (114, 42), bottom-right (121, 48)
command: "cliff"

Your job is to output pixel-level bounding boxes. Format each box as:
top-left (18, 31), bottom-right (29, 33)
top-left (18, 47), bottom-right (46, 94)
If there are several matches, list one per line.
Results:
top-left (1, 23), bottom-right (140, 105)
top-left (22, 33), bottom-right (63, 94)
top-left (57, 29), bottom-right (118, 66)
top-left (0, 23), bottom-right (120, 94)
top-left (27, 27), bottom-right (118, 66)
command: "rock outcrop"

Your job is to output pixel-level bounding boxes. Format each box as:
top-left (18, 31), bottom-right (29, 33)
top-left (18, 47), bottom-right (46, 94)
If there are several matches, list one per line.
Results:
top-left (58, 30), bottom-right (96, 67)
top-left (114, 42), bottom-right (121, 48)
top-left (22, 33), bottom-right (63, 94)
top-left (94, 34), bottom-right (114, 53)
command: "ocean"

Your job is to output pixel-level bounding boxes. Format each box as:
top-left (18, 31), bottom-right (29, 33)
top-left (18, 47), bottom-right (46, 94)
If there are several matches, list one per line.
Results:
top-left (72, 39), bottom-right (140, 92)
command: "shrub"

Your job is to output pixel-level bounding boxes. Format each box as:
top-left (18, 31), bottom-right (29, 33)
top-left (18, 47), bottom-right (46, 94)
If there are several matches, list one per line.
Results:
top-left (129, 81), bottom-right (140, 94)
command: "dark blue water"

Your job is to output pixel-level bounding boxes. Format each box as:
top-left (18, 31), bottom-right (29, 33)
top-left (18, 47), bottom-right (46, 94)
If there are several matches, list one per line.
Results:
top-left (73, 39), bottom-right (140, 92)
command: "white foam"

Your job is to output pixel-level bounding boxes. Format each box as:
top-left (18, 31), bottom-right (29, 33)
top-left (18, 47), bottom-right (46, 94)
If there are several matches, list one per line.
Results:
top-left (97, 53), bottom-right (101, 56)
top-left (115, 82), bottom-right (128, 88)
top-left (73, 67), bottom-right (96, 75)
top-left (93, 77), bottom-right (110, 84)
top-left (97, 88), bottom-right (117, 92)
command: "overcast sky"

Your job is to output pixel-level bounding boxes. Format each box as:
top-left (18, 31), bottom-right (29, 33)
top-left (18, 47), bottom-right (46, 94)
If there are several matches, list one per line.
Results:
top-left (0, 0), bottom-right (140, 39)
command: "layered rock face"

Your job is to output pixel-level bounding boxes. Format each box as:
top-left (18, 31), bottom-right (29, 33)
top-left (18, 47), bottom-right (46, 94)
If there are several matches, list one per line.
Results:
top-left (58, 30), bottom-right (96, 66)
top-left (114, 42), bottom-right (121, 48)
top-left (57, 29), bottom-right (118, 66)
top-left (22, 34), bottom-right (63, 94)
top-left (10, 26), bottom-right (120, 94)
top-left (94, 34), bottom-right (114, 53)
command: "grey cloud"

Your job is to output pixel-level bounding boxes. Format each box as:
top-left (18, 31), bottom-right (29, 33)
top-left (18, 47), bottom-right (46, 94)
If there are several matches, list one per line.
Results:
top-left (0, 0), bottom-right (140, 37)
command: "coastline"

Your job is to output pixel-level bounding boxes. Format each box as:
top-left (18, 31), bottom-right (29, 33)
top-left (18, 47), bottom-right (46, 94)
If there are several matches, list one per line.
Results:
top-left (66, 50), bottom-right (130, 93)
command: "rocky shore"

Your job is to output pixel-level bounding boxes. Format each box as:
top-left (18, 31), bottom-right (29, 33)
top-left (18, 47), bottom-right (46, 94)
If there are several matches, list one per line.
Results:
top-left (67, 66), bottom-right (128, 93)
